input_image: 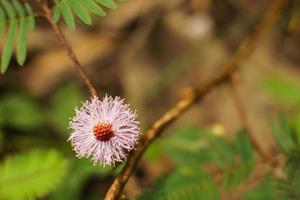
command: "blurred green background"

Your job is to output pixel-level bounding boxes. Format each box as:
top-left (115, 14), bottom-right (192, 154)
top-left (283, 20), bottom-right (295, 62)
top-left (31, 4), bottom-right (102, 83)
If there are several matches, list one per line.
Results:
top-left (1, 0), bottom-right (300, 199)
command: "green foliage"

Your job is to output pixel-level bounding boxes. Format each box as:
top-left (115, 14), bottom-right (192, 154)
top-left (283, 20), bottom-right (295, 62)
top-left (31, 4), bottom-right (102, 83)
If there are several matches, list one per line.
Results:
top-left (274, 178), bottom-right (300, 200)
top-left (0, 94), bottom-right (44, 130)
top-left (0, 149), bottom-right (68, 200)
top-left (161, 126), bottom-right (211, 167)
top-left (140, 126), bottom-right (256, 199)
top-left (242, 175), bottom-right (275, 200)
top-left (162, 126), bottom-right (255, 188)
top-left (270, 114), bottom-right (300, 200)
top-left (49, 84), bottom-right (83, 136)
top-left (52, 0), bottom-right (123, 28)
top-left (0, 0), bottom-right (35, 73)
top-left (269, 113), bottom-right (295, 153)
top-left (0, 129), bottom-right (3, 152)
top-left (263, 75), bottom-right (300, 106)
top-left (50, 158), bottom-right (110, 200)
top-left (208, 130), bottom-right (255, 188)
top-left (293, 112), bottom-right (300, 142)
top-left (138, 168), bottom-right (219, 200)
top-left (285, 146), bottom-right (300, 179)
top-left (264, 76), bottom-right (300, 198)
top-left (263, 74), bottom-right (300, 143)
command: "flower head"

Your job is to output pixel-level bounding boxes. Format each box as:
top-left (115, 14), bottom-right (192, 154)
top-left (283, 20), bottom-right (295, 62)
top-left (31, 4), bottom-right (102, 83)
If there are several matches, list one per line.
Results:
top-left (69, 95), bottom-right (140, 166)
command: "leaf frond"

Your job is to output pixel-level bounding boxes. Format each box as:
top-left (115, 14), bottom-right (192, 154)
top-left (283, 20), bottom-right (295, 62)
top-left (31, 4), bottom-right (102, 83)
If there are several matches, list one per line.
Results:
top-left (138, 169), bottom-right (219, 200)
top-left (0, 0), bottom-right (36, 73)
top-left (52, 0), bottom-right (124, 28)
top-left (0, 149), bottom-right (68, 200)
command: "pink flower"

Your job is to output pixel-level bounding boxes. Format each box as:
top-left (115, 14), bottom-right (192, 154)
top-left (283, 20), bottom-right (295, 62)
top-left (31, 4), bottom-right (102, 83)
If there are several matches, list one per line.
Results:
top-left (69, 95), bottom-right (140, 166)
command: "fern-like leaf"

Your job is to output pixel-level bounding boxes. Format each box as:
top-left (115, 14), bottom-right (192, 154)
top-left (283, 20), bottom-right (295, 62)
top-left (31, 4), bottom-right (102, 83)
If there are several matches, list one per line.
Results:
top-left (275, 178), bottom-right (300, 200)
top-left (0, 0), bottom-right (36, 73)
top-left (0, 149), bottom-right (68, 200)
top-left (162, 126), bottom-right (255, 188)
top-left (52, 0), bottom-right (124, 28)
top-left (206, 130), bottom-right (255, 188)
top-left (139, 169), bottom-right (219, 200)
top-left (242, 174), bottom-right (275, 200)
top-left (269, 114), bottom-right (300, 199)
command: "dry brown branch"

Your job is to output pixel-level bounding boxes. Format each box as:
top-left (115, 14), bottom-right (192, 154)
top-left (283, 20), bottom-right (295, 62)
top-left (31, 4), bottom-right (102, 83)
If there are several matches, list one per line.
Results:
top-left (104, 0), bottom-right (285, 199)
top-left (229, 73), bottom-right (270, 161)
top-left (37, 1), bottom-right (98, 97)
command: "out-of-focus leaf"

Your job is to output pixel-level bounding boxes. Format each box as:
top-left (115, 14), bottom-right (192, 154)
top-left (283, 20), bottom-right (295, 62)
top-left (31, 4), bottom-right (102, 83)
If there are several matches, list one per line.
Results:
top-left (0, 1), bottom-right (35, 72)
top-left (242, 175), bottom-right (275, 200)
top-left (235, 129), bottom-right (254, 168)
top-left (69, 0), bottom-right (92, 25)
top-left (1, 0), bottom-right (17, 73)
top-left (83, 0), bottom-right (106, 16)
top-left (25, 3), bottom-right (35, 30)
top-left (293, 112), bottom-right (300, 143)
top-left (144, 141), bottom-right (161, 161)
top-left (0, 94), bottom-right (44, 130)
top-left (209, 137), bottom-right (237, 167)
top-left (207, 130), bottom-right (255, 188)
top-left (269, 117), bottom-right (294, 153)
top-left (0, 149), bottom-right (68, 200)
top-left (285, 146), bottom-right (300, 179)
top-left (139, 168), bottom-right (218, 200)
top-left (0, 130), bottom-right (4, 152)
top-left (50, 158), bottom-right (110, 200)
top-left (13, 0), bottom-right (27, 65)
top-left (50, 84), bottom-right (83, 136)
top-left (263, 75), bottom-right (300, 106)
top-left (0, 7), bottom-right (5, 37)
top-left (60, 1), bottom-right (75, 29)
top-left (162, 126), bottom-right (254, 188)
top-left (53, 0), bottom-right (126, 28)
top-left (275, 178), bottom-right (300, 200)
top-left (162, 126), bottom-right (211, 166)
top-left (95, 0), bottom-right (117, 9)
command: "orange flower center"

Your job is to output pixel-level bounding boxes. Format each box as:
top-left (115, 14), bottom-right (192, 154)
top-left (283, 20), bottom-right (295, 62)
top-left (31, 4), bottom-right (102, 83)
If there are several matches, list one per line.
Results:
top-left (93, 123), bottom-right (114, 141)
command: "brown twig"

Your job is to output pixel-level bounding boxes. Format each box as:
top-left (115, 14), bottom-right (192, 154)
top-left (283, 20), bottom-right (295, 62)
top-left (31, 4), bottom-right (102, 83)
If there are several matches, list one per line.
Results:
top-left (229, 73), bottom-right (270, 161)
top-left (104, 0), bottom-right (285, 199)
top-left (37, 1), bottom-right (98, 96)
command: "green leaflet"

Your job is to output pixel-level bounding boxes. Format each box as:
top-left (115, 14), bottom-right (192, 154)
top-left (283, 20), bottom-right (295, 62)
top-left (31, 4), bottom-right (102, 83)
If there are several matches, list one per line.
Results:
top-left (2, 0), bottom-right (16, 18)
top-left (83, 0), bottom-right (106, 17)
top-left (13, 0), bottom-right (27, 65)
top-left (61, 1), bottom-right (76, 29)
top-left (1, 19), bottom-right (17, 73)
top-left (16, 18), bottom-right (27, 65)
top-left (69, 0), bottom-right (92, 25)
top-left (267, 114), bottom-right (300, 199)
top-left (0, 149), bottom-right (68, 200)
top-left (269, 118), bottom-right (294, 153)
top-left (235, 129), bottom-right (254, 168)
top-left (95, 0), bottom-right (118, 9)
top-left (0, 7), bottom-right (5, 37)
top-left (52, 0), bottom-right (126, 28)
top-left (1, 0), bottom-right (16, 73)
top-left (0, 1), bottom-right (35, 73)
top-left (25, 3), bottom-right (35, 30)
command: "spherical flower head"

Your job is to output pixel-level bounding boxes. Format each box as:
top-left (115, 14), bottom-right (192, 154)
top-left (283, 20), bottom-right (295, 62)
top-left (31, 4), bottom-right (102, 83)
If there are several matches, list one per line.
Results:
top-left (69, 95), bottom-right (140, 166)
